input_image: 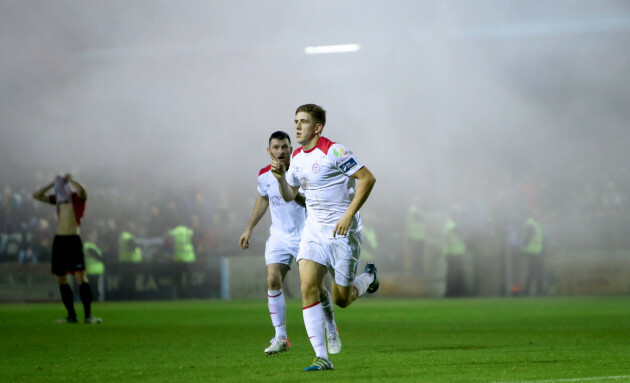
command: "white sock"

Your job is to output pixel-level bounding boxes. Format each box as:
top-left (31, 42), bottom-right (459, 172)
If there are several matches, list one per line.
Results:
top-left (320, 290), bottom-right (337, 334)
top-left (268, 289), bottom-right (287, 339)
top-left (302, 302), bottom-right (328, 359)
top-left (352, 272), bottom-right (373, 298)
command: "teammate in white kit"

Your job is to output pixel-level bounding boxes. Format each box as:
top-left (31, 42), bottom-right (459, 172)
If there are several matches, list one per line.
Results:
top-left (271, 104), bottom-right (379, 371)
top-left (239, 131), bottom-right (341, 356)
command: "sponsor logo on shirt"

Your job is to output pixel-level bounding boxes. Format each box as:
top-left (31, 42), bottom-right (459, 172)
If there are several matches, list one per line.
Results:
top-left (333, 147), bottom-right (345, 157)
top-left (300, 176), bottom-right (308, 190)
top-left (339, 157), bottom-right (358, 173)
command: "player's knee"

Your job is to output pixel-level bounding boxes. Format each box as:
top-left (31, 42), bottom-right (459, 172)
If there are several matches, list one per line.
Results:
top-left (334, 299), bottom-right (350, 308)
top-left (333, 294), bottom-right (351, 308)
top-left (300, 281), bottom-right (319, 300)
top-left (267, 275), bottom-right (282, 290)
top-left (76, 271), bottom-right (88, 284)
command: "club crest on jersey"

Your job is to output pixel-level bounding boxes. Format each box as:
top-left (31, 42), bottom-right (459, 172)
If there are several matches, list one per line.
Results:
top-left (270, 196), bottom-right (285, 207)
top-left (340, 157), bottom-right (357, 174)
top-left (312, 162), bottom-right (320, 174)
top-left (333, 147), bottom-right (345, 157)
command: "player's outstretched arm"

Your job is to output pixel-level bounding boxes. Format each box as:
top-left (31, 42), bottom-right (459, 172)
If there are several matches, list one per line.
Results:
top-left (333, 166), bottom-right (376, 237)
top-left (239, 195), bottom-right (269, 249)
top-left (32, 182), bottom-right (54, 203)
top-left (270, 158), bottom-right (299, 202)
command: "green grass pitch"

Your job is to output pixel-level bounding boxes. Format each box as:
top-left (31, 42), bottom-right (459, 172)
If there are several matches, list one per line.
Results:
top-left (1, 297), bottom-right (629, 382)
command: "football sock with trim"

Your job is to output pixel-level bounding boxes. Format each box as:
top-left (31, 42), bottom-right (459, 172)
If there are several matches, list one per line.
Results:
top-left (303, 301), bottom-right (328, 359)
top-left (320, 290), bottom-right (337, 334)
top-left (268, 289), bottom-right (287, 339)
top-left (79, 282), bottom-right (93, 318)
top-left (352, 273), bottom-right (373, 298)
top-left (59, 284), bottom-right (77, 319)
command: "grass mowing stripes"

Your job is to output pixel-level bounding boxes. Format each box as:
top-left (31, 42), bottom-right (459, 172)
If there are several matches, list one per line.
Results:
top-left (0, 297), bottom-right (629, 382)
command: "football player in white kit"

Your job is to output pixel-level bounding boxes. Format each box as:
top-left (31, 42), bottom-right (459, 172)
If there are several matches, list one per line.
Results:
top-left (271, 104), bottom-right (379, 371)
top-left (239, 131), bottom-right (341, 356)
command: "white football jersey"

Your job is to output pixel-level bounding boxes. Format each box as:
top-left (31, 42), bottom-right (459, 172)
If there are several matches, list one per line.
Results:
top-left (258, 165), bottom-right (306, 238)
top-left (286, 136), bottom-right (364, 230)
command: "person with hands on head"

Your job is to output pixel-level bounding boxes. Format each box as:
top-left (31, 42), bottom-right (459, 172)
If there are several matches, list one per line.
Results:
top-left (33, 174), bottom-right (102, 324)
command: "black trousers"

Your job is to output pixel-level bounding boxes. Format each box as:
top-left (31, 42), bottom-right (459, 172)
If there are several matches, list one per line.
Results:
top-left (445, 255), bottom-right (465, 297)
top-left (523, 253), bottom-right (544, 295)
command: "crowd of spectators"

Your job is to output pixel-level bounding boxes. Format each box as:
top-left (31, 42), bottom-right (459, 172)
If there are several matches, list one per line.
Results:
top-left (1, 164), bottom-right (628, 269)
top-left (0, 170), bottom-right (255, 266)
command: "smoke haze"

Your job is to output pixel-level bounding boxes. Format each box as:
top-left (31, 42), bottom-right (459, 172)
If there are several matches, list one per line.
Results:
top-left (2, 1), bottom-right (629, 283)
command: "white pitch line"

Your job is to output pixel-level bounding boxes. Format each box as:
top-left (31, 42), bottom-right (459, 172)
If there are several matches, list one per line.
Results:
top-left (493, 375), bottom-right (630, 383)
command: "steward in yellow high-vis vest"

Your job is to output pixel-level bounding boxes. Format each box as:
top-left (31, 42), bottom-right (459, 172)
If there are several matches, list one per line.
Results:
top-left (84, 241), bottom-right (105, 275)
top-left (118, 231), bottom-right (142, 263)
top-left (404, 204), bottom-right (426, 274)
top-left (83, 240), bottom-right (105, 301)
top-left (170, 225), bottom-right (195, 263)
top-left (523, 218), bottom-right (543, 255)
top-left (361, 226), bottom-right (378, 262)
top-left (521, 216), bottom-right (545, 295)
top-left (443, 219), bottom-right (466, 256)
top-left (443, 218), bottom-right (467, 297)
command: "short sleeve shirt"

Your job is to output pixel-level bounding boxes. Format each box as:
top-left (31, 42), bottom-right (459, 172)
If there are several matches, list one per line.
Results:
top-left (258, 165), bottom-right (306, 238)
top-left (285, 136), bottom-right (364, 228)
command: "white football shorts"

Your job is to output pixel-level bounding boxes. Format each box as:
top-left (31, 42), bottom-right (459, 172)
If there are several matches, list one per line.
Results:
top-left (265, 234), bottom-right (299, 267)
top-left (296, 222), bottom-right (363, 287)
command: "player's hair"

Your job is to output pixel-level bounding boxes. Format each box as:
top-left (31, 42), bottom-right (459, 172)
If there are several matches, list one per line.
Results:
top-left (296, 104), bottom-right (326, 127)
top-left (268, 130), bottom-right (291, 145)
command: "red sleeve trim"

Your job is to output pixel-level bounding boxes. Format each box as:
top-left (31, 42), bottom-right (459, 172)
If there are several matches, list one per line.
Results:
top-left (292, 147), bottom-right (303, 158)
top-left (258, 165), bottom-right (272, 176)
